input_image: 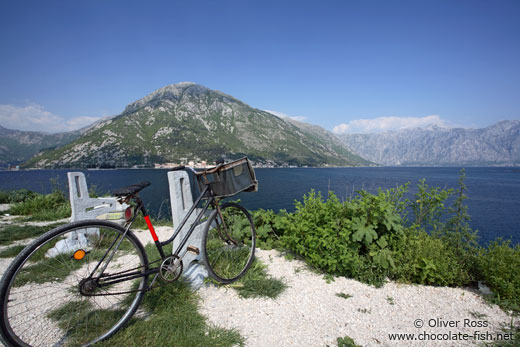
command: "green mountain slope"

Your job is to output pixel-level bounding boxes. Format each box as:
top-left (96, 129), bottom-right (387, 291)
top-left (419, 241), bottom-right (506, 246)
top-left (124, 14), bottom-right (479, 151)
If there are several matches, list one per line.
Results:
top-left (0, 126), bottom-right (80, 168)
top-left (25, 83), bottom-right (371, 168)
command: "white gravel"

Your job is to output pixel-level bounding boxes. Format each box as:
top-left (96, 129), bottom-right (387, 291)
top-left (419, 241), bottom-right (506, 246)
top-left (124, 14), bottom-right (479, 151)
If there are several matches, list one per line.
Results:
top-left (0, 220), bottom-right (514, 347)
top-left (198, 249), bottom-right (512, 347)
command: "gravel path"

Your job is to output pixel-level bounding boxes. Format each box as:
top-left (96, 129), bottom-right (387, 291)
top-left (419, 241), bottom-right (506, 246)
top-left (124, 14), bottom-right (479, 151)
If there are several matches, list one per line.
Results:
top-left (0, 219), bottom-right (513, 346)
top-left (198, 249), bottom-right (512, 347)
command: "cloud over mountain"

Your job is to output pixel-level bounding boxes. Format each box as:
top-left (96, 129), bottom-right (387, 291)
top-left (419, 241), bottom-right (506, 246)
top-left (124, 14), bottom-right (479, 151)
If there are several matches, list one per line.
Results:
top-left (332, 115), bottom-right (448, 134)
top-left (0, 103), bottom-right (100, 133)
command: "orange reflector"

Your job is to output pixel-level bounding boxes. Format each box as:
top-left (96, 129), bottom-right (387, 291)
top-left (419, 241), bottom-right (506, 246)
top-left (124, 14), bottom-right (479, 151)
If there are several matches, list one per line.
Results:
top-left (73, 249), bottom-right (86, 260)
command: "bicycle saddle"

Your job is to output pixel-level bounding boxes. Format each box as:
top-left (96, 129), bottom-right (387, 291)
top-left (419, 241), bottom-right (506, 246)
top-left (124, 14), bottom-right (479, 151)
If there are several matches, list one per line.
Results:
top-left (112, 181), bottom-right (151, 197)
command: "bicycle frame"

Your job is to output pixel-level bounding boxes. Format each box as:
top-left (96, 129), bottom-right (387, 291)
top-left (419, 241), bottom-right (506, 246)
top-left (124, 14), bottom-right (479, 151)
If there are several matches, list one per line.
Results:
top-left (139, 184), bottom-right (213, 259)
top-left (93, 178), bottom-right (219, 291)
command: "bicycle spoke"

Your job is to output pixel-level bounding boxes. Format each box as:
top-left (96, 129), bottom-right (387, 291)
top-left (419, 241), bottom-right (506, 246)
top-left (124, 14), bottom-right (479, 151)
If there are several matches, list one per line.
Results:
top-left (1, 221), bottom-right (148, 346)
top-left (203, 203), bottom-right (256, 283)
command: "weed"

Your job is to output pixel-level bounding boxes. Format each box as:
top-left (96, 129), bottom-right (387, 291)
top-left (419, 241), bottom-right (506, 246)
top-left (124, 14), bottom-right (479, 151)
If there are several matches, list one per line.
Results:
top-left (469, 311), bottom-right (487, 320)
top-left (336, 335), bottom-right (361, 347)
top-left (336, 292), bottom-right (353, 299)
top-left (386, 296), bottom-right (395, 305)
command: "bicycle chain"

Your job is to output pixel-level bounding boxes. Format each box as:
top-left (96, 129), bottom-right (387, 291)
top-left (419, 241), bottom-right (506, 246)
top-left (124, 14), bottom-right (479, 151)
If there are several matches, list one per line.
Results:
top-left (82, 258), bottom-right (177, 296)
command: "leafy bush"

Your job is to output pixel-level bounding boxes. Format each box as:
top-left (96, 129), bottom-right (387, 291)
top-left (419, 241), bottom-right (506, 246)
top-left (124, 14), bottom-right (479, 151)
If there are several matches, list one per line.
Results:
top-left (278, 189), bottom-right (404, 285)
top-left (477, 240), bottom-right (520, 311)
top-left (252, 209), bottom-right (285, 249)
top-left (392, 230), bottom-right (472, 286)
top-left (248, 171), bottom-right (486, 289)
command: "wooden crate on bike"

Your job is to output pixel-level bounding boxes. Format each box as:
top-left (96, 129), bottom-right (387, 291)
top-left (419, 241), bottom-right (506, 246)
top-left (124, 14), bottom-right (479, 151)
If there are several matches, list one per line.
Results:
top-left (197, 157), bottom-right (258, 198)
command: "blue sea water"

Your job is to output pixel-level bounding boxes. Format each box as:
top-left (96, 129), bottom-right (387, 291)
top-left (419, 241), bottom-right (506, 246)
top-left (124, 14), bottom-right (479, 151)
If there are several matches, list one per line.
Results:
top-left (1, 167), bottom-right (518, 245)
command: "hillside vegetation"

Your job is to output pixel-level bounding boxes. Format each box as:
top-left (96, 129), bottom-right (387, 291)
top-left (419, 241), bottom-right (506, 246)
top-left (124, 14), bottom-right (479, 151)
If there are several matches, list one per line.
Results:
top-left (25, 83), bottom-right (370, 168)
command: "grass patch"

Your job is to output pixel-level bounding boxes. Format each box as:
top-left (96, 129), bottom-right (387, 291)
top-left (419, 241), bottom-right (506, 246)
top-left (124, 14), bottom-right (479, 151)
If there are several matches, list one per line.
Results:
top-left (7, 190), bottom-right (71, 221)
top-left (99, 280), bottom-right (244, 347)
top-left (235, 263), bottom-right (287, 299)
top-left (48, 300), bottom-right (140, 347)
top-left (218, 258), bottom-right (287, 299)
top-left (0, 245), bottom-right (25, 258)
top-left (13, 253), bottom-right (84, 287)
top-left (0, 223), bottom-right (62, 245)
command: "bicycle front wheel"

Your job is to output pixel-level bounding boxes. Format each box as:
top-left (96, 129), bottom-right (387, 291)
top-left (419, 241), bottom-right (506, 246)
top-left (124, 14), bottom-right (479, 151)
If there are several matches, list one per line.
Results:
top-left (202, 202), bottom-right (256, 284)
top-left (0, 220), bottom-right (148, 347)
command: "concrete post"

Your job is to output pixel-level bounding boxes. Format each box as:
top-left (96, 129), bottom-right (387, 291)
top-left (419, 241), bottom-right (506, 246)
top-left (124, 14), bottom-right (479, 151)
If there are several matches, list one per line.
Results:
top-left (168, 170), bottom-right (208, 289)
top-left (47, 172), bottom-right (127, 257)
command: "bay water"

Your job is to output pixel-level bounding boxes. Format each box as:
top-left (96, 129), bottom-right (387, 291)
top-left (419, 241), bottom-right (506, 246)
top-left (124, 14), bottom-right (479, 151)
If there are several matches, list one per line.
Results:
top-left (1, 167), bottom-right (518, 245)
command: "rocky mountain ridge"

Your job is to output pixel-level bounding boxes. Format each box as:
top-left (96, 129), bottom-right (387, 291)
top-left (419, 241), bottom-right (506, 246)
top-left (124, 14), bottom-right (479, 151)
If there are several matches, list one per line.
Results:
top-left (24, 83), bottom-right (371, 168)
top-left (339, 120), bottom-right (520, 166)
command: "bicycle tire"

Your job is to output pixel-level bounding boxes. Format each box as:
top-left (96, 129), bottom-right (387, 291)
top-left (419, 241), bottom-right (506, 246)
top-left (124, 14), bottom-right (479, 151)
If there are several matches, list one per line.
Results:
top-left (0, 220), bottom-right (149, 347)
top-left (202, 202), bottom-right (256, 284)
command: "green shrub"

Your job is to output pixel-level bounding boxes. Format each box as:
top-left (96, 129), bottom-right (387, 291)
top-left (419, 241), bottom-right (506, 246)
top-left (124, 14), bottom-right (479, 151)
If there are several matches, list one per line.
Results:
top-left (8, 190), bottom-right (71, 221)
top-left (252, 209), bottom-right (285, 249)
top-left (477, 240), bottom-right (520, 311)
top-left (0, 189), bottom-right (38, 204)
top-left (278, 189), bottom-right (404, 285)
top-left (392, 229), bottom-right (472, 287)
top-left (0, 191), bottom-right (8, 204)
top-left (408, 178), bottom-right (452, 230)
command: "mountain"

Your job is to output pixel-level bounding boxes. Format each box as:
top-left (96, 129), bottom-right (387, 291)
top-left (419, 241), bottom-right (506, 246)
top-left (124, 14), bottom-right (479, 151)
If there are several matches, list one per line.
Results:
top-left (338, 120), bottom-right (520, 166)
top-left (0, 126), bottom-right (81, 168)
top-left (24, 82), bottom-right (371, 168)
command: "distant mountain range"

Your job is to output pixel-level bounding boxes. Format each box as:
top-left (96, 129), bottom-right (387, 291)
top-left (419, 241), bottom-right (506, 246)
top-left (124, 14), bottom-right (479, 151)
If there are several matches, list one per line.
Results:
top-left (338, 120), bottom-right (520, 166)
top-left (21, 83), bottom-right (370, 168)
top-left (2, 83), bottom-right (518, 169)
top-left (0, 126), bottom-right (80, 168)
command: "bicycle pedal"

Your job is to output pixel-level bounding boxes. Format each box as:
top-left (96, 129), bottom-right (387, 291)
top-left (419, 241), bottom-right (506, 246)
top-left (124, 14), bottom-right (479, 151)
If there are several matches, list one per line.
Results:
top-left (187, 246), bottom-right (200, 255)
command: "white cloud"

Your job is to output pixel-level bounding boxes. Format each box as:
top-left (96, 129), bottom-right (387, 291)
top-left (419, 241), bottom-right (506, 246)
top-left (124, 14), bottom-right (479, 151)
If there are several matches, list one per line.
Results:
top-left (265, 110), bottom-right (307, 122)
top-left (332, 115), bottom-right (448, 134)
top-left (0, 104), bottom-right (100, 133)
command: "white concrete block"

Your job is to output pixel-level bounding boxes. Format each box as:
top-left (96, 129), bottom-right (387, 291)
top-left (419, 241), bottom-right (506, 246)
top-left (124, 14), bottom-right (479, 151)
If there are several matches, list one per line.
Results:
top-left (168, 170), bottom-right (208, 289)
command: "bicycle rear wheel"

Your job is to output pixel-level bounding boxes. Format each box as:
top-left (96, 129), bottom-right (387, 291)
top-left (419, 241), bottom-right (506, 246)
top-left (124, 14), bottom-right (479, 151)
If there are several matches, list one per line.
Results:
top-left (202, 202), bottom-right (256, 284)
top-left (0, 220), bottom-right (148, 347)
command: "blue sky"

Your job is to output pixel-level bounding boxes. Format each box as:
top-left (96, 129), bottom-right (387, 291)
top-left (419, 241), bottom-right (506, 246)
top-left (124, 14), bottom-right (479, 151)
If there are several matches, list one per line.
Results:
top-left (0, 0), bottom-right (519, 133)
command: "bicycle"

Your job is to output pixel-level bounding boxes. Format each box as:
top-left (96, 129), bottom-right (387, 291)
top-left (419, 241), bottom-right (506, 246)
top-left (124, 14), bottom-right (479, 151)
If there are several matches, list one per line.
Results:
top-left (0, 157), bottom-right (258, 347)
